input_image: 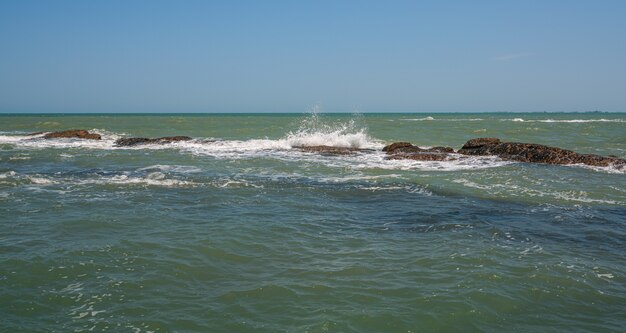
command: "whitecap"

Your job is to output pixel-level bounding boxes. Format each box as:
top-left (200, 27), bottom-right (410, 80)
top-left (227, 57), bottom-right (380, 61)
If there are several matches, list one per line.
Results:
top-left (83, 172), bottom-right (194, 187)
top-left (136, 164), bottom-right (203, 174)
top-left (400, 116), bottom-right (435, 121)
top-left (0, 171), bottom-right (16, 179)
top-left (567, 163), bottom-right (625, 175)
top-left (28, 176), bottom-right (57, 185)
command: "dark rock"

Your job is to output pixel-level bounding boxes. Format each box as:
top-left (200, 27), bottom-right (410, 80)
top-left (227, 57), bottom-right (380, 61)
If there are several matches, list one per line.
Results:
top-left (294, 145), bottom-right (362, 155)
top-left (383, 142), bottom-right (455, 160)
top-left (461, 137), bottom-right (501, 149)
top-left (429, 146), bottom-right (456, 154)
top-left (458, 137), bottom-right (626, 168)
top-left (115, 136), bottom-right (192, 147)
top-left (39, 129), bottom-right (101, 140)
top-left (382, 142), bottom-right (413, 152)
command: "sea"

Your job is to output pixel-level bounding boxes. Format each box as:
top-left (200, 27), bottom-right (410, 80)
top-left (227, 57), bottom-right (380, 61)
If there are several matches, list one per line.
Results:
top-left (0, 112), bottom-right (625, 332)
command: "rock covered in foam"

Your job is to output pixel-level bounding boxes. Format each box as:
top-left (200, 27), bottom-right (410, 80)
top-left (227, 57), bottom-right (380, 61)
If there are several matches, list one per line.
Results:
top-left (35, 129), bottom-right (102, 140)
top-left (115, 136), bottom-right (192, 147)
top-left (294, 145), bottom-right (364, 155)
top-left (387, 152), bottom-right (455, 161)
top-left (458, 137), bottom-right (626, 168)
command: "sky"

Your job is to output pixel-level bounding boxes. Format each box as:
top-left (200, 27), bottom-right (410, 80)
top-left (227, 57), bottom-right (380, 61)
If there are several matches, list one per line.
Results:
top-left (1, 1), bottom-right (625, 113)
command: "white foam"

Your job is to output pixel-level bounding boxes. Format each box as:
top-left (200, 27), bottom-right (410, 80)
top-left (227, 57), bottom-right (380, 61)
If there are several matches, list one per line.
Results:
top-left (284, 129), bottom-right (378, 149)
top-left (136, 164), bottom-right (203, 173)
top-left (400, 117), bottom-right (484, 122)
top-left (452, 177), bottom-right (622, 204)
top-left (364, 154), bottom-right (514, 172)
top-left (283, 116), bottom-right (382, 149)
top-left (13, 171), bottom-right (194, 187)
top-left (213, 178), bottom-right (264, 188)
top-left (402, 116), bottom-right (435, 121)
top-left (317, 174), bottom-right (403, 183)
top-left (569, 163), bottom-right (625, 175)
top-left (79, 172), bottom-right (194, 187)
top-left (9, 155), bottom-right (30, 160)
top-left (28, 176), bottom-right (57, 185)
top-left (0, 171), bottom-right (16, 179)
top-left (596, 273), bottom-right (614, 279)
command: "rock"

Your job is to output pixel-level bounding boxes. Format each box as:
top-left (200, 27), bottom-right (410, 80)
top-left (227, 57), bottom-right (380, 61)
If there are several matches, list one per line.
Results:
top-left (39, 129), bottom-right (101, 140)
top-left (458, 137), bottom-right (626, 168)
top-left (115, 136), bottom-right (192, 147)
top-left (429, 146), bottom-right (456, 154)
top-left (461, 137), bottom-right (501, 149)
top-left (382, 142), bottom-right (413, 152)
top-left (294, 145), bottom-right (362, 155)
top-left (383, 142), bottom-right (455, 160)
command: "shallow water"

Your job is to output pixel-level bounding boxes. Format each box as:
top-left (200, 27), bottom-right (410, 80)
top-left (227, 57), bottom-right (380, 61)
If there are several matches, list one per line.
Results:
top-left (1, 112), bottom-right (625, 332)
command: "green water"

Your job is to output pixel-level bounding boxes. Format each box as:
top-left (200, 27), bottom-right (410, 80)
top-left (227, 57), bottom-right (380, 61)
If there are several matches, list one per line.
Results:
top-left (1, 113), bottom-right (625, 332)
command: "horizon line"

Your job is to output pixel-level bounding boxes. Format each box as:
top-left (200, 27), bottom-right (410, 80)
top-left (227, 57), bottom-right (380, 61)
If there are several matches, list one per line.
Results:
top-left (0, 110), bottom-right (623, 115)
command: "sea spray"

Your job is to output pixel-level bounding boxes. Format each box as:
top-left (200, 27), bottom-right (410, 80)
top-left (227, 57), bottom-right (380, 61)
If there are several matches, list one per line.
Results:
top-left (283, 111), bottom-right (382, 149)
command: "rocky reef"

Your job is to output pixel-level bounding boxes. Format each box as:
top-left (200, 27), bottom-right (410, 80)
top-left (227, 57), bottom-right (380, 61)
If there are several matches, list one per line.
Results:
top-left (32, 129), bottom-right (102, 140)
top-left (457, 137), bottom-right (625, 168)
top-left (382, 137), bottom-right (625, 169)
top-left (25, 129), bottom-right (625, 169)
top-left (114, 136), bottom-right (192, 147)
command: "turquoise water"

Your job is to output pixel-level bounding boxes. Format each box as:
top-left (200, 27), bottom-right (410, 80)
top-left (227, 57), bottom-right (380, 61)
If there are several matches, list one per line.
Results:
top-left (1, 113), bottom-right (625, 332)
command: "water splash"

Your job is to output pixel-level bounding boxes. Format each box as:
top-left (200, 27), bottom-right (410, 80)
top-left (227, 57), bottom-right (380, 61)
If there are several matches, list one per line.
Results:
top-left (283, 111), bottom-right (382, 149)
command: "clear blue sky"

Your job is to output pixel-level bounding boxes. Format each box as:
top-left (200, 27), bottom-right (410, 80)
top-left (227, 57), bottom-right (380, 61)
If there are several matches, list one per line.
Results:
top-left (1, 1), bottom-right (625, 113)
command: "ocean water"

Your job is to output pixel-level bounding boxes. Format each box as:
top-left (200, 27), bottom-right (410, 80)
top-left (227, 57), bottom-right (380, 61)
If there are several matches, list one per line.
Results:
top-left (0, 112), bottom-right (625, 332)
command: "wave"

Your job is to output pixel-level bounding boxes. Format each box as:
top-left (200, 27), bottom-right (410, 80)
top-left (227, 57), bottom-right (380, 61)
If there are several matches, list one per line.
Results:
top-left (401, 116), bottom-right (435, 121)
top-left (399, 117), bottom-right (484, 122)
top-left (283, 113), bottom-right (381, 149)
top-left (0, 113), bottom-right (622, 174)
top-left (452, 178), bottom-right (622, 204)
top-left (22, 172), bottom-right (194, 187)
top-left (1, 130), bottom-right (619, 173)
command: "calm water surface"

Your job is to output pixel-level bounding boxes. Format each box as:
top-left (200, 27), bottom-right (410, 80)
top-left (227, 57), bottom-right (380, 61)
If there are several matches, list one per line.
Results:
top-left (1, 113), bottom-right (625, 332)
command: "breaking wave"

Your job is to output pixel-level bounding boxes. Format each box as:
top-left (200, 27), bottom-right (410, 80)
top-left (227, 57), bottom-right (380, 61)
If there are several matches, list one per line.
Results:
top-left (0, 113), bottom-right (622, 174)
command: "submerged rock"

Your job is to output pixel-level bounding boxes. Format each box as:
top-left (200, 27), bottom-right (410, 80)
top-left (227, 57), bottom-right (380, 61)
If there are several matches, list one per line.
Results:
top-left (458, 137), bottom-right (626, 168)
top-left (294, 145), bottom-right (363, 155)
top-left (35, 129), bottom-right (102, 140)
top-left (387, 152), bottom-right (454, 161)
top-left (115, 136), bottom-right (192, 147)
top-left (383, 142), bottom-right (455, 160)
